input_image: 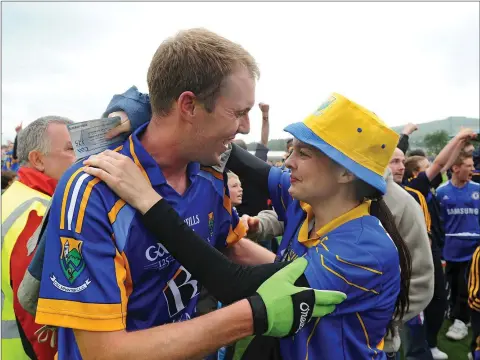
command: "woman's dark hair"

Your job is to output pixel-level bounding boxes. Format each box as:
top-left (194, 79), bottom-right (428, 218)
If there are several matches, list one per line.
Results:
top-left (354, 178), bottom-right (412, 327)
top-left (12, 135), bottom-right (18, 160)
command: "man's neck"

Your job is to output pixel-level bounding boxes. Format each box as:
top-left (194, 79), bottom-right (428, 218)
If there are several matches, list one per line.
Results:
top-left (140, 118), bottom-right (191, 195)
top-left (310, 194), bottom-right (359, 234)
top-left (451, 176), bottom-right (468, 188)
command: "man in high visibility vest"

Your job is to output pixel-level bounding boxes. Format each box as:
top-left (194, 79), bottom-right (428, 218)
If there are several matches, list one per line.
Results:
top-left (2, 116), bottom-right (76, 360)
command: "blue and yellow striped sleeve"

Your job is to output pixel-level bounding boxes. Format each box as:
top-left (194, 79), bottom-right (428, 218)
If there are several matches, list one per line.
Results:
top-left (469, 246), bottom-right (480, 312)
top-left (268, 166), bottom-right (294, 222)
top-left (36, 165), bottom-right (130, 332)
top-left (303, 233), bottom-right (393, 316)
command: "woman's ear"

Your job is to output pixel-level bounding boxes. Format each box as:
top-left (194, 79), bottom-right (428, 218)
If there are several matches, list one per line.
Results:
top-left (338, 168), bottom-right (355, 184)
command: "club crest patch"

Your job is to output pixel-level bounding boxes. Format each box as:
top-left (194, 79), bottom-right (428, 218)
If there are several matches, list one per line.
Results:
top-left (313, 95), bottom-right (336, 116)
top-left (60, 237), bottom-right (86, 284)
top-left (473, 192), bottom-right (480, 200)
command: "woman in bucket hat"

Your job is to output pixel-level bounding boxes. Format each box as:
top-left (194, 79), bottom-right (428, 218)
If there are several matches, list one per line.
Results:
top-left (83, 92), bottom-right (412, 359)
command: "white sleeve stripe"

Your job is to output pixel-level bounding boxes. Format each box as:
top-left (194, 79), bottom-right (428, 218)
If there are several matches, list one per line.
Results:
top-left (445, 233), bottom-right (480, 237)
top-left (67, 173), bottom-right (91, 230)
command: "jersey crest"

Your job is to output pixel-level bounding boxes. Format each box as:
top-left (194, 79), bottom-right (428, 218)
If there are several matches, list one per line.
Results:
top-left (60, 237), bottom-right (86, 284)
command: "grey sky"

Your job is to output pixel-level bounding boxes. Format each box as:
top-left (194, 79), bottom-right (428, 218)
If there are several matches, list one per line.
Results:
top-left (2, 2), bottom-right (479, 143)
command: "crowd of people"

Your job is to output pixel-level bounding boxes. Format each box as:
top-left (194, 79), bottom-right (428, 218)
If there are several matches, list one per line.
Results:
top-left (2, 27), bottom-right (480, 360)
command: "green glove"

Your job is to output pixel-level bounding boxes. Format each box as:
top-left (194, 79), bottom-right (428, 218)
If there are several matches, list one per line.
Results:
top-left (247, 257), bottom-right (346, 337)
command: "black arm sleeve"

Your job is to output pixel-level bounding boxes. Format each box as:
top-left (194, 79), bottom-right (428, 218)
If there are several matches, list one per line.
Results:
top-left (226, 143), bottom-right (272, 195)
top-left (142, 199), bottom-right (310, 305)
top-left (397, 134), bottom-right (409, 154)
top-left (254, 143), bottom-right (269, 162)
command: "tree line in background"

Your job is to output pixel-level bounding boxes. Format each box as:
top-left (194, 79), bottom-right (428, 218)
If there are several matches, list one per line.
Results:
top-left (247, 129), bottom-right (479, 156)
top-left (247, 116), bottom-right (479, 155)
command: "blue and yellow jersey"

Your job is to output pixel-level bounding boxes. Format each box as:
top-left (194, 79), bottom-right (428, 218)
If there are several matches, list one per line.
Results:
top-left (268, 166), bottom-right (400, 360)
top-left (36, 124), bottom-right (246, 360)
top-left (436, 180), bottom-right (480, 262)
top-left (2, 150), bottom-right (19, 172)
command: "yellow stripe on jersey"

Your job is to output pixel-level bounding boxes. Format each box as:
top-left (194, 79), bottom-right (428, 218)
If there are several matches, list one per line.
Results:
top-left (113, 249), bottom-right (129, 328)
top-left (121, 251), bottom-right (133, 298)
top-left (36, 298), bottom-right (126, 331)
top-left (226, 221), bottom-right (247, 246)
top-left (75, 177), bottom-right (101, 233)
top-left (108, 199), bottom-right (127, 224)
top-left (318, 237), bottom-right (329, 251)
top-left (377, 337), bottom-right (385, 350)
top-left (469, 247), bottom-right (480, 310)
top-left (469, 248), bottom-right (480, 300)
top-left (299, 201), bottom-right (370, 248)
top-left (304, 317), bottom-right (321, 360)
top-left (320, 254), bottom-right (379, 295)
top-left (60, 167), bottom-right (85, 230)
top-left (129, 136), bottom-right (150, 182)
top-left (404, 186), bottom-right (431, 232)
top-left (356, 312), bottom-right (377, 359)
top-left (112, 144), bottom-right (123, 152)
top-left (336, 255), bottom-right (383, 275)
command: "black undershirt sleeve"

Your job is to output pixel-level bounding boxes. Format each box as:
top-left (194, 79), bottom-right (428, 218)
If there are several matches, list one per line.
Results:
top-left (397, 134), bottom-right (409, 154)
top-left (226, 143), bottom-right (272, 195)
top-left (141, 199), bottom-right (309, 304)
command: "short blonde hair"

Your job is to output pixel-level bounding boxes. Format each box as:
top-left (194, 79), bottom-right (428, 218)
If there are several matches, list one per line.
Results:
top-left (453, 152), bottom-right (473, 167)
top-left (227, 171), bottom-right (239, 181)
top-left (147, 28), bottom-right (260, 116)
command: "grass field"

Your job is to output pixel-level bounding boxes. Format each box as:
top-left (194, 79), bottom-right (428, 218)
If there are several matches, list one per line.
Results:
top-left (400, 319), bottom-right (472, 360)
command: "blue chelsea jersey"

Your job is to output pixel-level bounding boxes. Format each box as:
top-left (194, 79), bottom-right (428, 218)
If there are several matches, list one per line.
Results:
top-left (437, 180), bottom-right (480, 262)
top-left (268, 167), bottom-right (400, 360)
top-left (36, 124), bottom-right (245, 360)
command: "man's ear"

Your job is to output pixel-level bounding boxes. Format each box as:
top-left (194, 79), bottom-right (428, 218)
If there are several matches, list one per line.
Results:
top-left (177, 91), bottom-right (197, 124)
top-left (28, 150), bottom-right (45, 172)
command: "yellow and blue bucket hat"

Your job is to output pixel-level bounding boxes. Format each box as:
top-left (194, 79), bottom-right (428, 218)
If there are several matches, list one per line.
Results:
top-left (284, 93), bottom-right (399, 194)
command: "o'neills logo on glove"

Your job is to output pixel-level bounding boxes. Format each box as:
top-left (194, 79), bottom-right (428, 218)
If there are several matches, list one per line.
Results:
top-left (296, 302), bottom-right (310, 333)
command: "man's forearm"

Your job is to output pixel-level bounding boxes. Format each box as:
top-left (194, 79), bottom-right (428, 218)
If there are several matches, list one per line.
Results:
top-left (429, 137), bottom-right (462, 179)
top-left (248, 210), bottom-right (284, 243)
top-left (261, 118), bottom-right (269, 146)
top-left (75, 300), bottom-right (254, 360)
top-left (226, 238), bottom-right (276, 265)
top-left (443, 140), bottom-right (466, 171)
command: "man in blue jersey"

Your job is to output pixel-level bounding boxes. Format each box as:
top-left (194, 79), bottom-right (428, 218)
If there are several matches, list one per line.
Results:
top-left (437, 152), bottom-right (480, 341)
top-left (35, 28), bottom-right (341, 360)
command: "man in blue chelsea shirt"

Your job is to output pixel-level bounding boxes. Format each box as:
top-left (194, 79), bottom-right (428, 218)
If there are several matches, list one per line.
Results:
top-left (437, 152), bottom-right (480, 342)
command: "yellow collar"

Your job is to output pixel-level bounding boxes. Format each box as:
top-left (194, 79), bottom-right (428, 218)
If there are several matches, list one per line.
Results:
top-left (298, 201), bottom-right (371, 248)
